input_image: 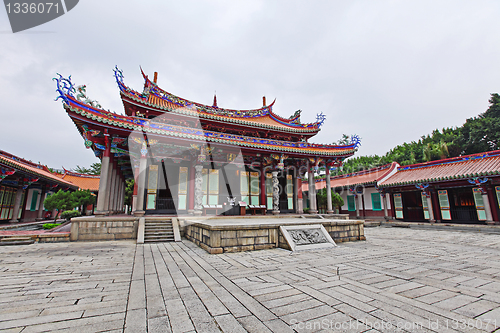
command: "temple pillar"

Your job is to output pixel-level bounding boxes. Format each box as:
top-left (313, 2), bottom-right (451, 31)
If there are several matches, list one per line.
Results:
top-left (355, 193), bottom-right (361, 218)
top-left (482, 187), bottom-right (494, 224)
top-left (134, 154), bottom-right (148, 216)
top-left (121, 179), bottom-right (126, 213)
top-left (381, 193), bottom-right (389, 220)
top-left (108, 165), bottom-right (117, 214)
top-left (325, 166), bottom-right (333, 214)
top-left (426, 193), bottom-right (435, 223)
top-left (132, 166), bottom-right (139, 213)
top-left (9, 186), bottom-right (24, 223)
top-left (295, 174), bottom-right (303, 214)
top-left (36, 186), bottom-right (47, 220)
top-left (260, 166), bottom-right (266, 206)
top-left (272, 170), bottom-right (280, 215)
top-left (431, 189), bottom-right (441, 222)
top-left (188, 161), bottom-right (195, 215)
top-left (96, 135), bottom-right (111, 215)
top-left (308, 165), bottom-right (318, 214)
top-left (103, 155), bottom-right (114, 213)
top-left (194, 164), bottom-right (203, 215)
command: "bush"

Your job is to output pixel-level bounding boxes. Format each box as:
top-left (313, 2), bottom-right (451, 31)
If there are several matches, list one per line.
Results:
top-left (303, 208), bottom-right (310, 214)
top-left (43, 223), bottom-right (61, 230)
top-left (61, 210), bottom-right (81, 221)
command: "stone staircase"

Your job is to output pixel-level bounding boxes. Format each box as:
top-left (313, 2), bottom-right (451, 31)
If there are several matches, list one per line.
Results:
top-left (0, 236), bottom-right (35, 246)
top-left (144, 218), bottom-right (175, 243)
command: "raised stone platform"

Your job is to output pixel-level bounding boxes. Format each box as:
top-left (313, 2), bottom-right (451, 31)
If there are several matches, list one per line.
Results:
top-left (182, 216), bottom-right (365, 254)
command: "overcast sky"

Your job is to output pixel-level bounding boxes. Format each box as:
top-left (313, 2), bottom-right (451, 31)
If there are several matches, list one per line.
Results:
top-left (1, 0), bottom-right (499, 170)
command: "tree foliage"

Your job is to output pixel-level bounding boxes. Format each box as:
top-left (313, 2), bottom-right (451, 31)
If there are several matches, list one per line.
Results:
top-left (124, 178), bottom-right (135, 209)
top-left (43, 189), bottom-right (96, 221)
top-left (74, 163), bottom-right (101, 175)
top-left (43, 190), bottom-right (77, 221)
top-left (336, 93), bottom-right (500, 174)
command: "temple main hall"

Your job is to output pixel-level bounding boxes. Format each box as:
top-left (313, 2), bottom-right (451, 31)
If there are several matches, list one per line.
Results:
top-left (55, 67), bottom-right (361, 217)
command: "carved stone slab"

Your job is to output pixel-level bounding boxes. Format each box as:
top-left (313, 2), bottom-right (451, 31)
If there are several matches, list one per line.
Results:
top-left (279, 224), bottom-right (337, 252)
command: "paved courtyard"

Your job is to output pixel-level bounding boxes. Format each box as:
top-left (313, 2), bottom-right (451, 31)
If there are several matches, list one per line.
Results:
top-left (1, 227), bottom-right (500, 333)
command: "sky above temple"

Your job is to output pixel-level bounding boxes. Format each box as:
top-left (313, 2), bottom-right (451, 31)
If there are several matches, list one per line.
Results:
top-left (1, 0), bottom-right (499, 170)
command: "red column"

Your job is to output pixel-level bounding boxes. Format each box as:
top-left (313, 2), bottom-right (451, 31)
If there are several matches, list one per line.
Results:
top-left (260, 165), bottom-right (266, 205)
top-left (297, 178), bottom-right (303, 200)
top-left (431, 189), bottom-right (442, 222)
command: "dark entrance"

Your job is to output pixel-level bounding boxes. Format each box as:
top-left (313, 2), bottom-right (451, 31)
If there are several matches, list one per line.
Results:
top-left (402, 191), bottom-right (425, 221)
top-left (449, 187), bottom-right (478, 222)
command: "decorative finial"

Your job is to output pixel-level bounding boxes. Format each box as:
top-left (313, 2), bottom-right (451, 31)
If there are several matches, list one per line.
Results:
top-left (213, 91), bottom-right (218, 108)
top-left (263, 96), bottom-right (266, 107)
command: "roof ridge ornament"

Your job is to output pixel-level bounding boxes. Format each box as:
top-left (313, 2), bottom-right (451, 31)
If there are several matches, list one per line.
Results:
top-left (53, 73), bottom-right (75, 105)
top-left (113, 66), bottom-right (127, 92)
top-left (315, 112), bottom-right (326, 127)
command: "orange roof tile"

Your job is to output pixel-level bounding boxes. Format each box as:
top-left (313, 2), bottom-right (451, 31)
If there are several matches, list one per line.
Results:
top-left (302, 162), bottom-right (398, 191)
top-left (60, 173), bottom-right (100, 191)
top-left (380, 150), bottom-right (500, 187)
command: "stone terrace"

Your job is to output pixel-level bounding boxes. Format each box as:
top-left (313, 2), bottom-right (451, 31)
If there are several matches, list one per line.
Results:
top-left (0, 227), bottom-right (500, 332)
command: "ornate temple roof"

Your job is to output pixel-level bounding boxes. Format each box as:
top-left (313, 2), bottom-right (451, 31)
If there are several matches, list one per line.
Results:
top-left (54, 71), bottom-right (360, 162)
top-left (115, 67), bottom-right (326, 135)
top-left (55, 169), bottom-right (100, 192)
top-left (0, 150), bottom-right (78, 189)
top-left (379, 150), bottom-right (500, 187)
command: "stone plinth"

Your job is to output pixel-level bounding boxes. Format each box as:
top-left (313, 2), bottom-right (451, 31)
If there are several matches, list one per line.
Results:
top-left (183, 217), bottom-right (365, 254)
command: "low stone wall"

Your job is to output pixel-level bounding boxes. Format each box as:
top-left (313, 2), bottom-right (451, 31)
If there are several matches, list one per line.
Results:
top-left (184, 219), bottom-right (365, 254)
top-left (70, 216), bottom-right (138, 241)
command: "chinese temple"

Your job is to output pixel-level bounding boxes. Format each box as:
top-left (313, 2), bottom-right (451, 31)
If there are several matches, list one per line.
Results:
top-left (55, 67), bottom-right (361, 217)
top-left (0, 150), bottom-right (78, 222)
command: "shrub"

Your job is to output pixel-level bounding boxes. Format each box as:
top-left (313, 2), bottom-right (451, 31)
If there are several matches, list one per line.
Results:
top-left (42, 223), bottom-right (61, 230)
top-left (61, 210), bottom-right (81, 221)
top-left (303, 208), bottom-right (310, 214)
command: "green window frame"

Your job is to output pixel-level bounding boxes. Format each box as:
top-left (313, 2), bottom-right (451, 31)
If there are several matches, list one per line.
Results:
top-left (371, 193), bottom-right (382, 211)
top-left (347, 195), bottom-right (356, 212)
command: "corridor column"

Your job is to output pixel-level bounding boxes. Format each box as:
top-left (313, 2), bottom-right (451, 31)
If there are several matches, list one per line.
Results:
top-left (188, 160), bottom-right (195, 215)
top-left (482, 186), bottom-right (494, 224)
top-left (325, 165), bottom-right (333, 214)
top-left (194, 164), bottom-right (203, 215)
top-left (134, 143), bottom-right (148, 216)
top-left (9, 186), bottom-right (24, 223)
top-left (427, 193), bottom-right (435, 223)
top-left (272, 170), bottom-right (280, 215)
top-left (308, 164), bottom-right (318, 214)
top-left (95, 133), bottom-right (111, 215)
top-left (381, 192), bottom-right (388, 219)
top-left (36, 186), bottom-right (46, 220)
top-left (108, 164), bottom-right (117, 214)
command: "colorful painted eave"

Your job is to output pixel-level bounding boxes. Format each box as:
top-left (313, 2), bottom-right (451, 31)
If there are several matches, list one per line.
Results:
top-left (379, 150), bottom-right (500, 187)
top-left (114, 67), bottom-right (323, 134)
top-left (64, 96), bottom-right (357, 157)
top-left (0, 153), bottom-right (78, 189)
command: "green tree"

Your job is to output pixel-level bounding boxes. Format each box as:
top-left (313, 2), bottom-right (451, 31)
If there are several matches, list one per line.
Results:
top-left (71, 189), bottom-right (96, 214)
top-left (74, 162), bottom-right (101, 175)
top-left (331, 193), bottom-right (344, 212)
top-left (43, 190), bottom-right (77, 221)
top-left (124, 178), bottom-right (135, 209)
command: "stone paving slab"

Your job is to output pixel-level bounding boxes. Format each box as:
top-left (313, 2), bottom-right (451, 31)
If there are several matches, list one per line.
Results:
top-left (1, 228), bottom-right (500, 332)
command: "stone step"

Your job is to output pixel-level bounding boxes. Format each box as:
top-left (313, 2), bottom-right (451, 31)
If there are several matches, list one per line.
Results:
top-left (145, 224), bottom-right (173, 228)
top-left (145, 228), bottom-right (173, 232)
top-left (145, 233), bottom-right (174, 238)
top-left (144, 239), bottom-right (174, 243)
top-left (1, 237), bottom-right (33, 242)
top-left (0, 239), bottom-right (35, 246)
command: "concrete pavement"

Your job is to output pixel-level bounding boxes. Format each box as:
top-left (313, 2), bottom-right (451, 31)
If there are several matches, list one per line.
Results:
top-left (0, 227), bottom-right (500, 332)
